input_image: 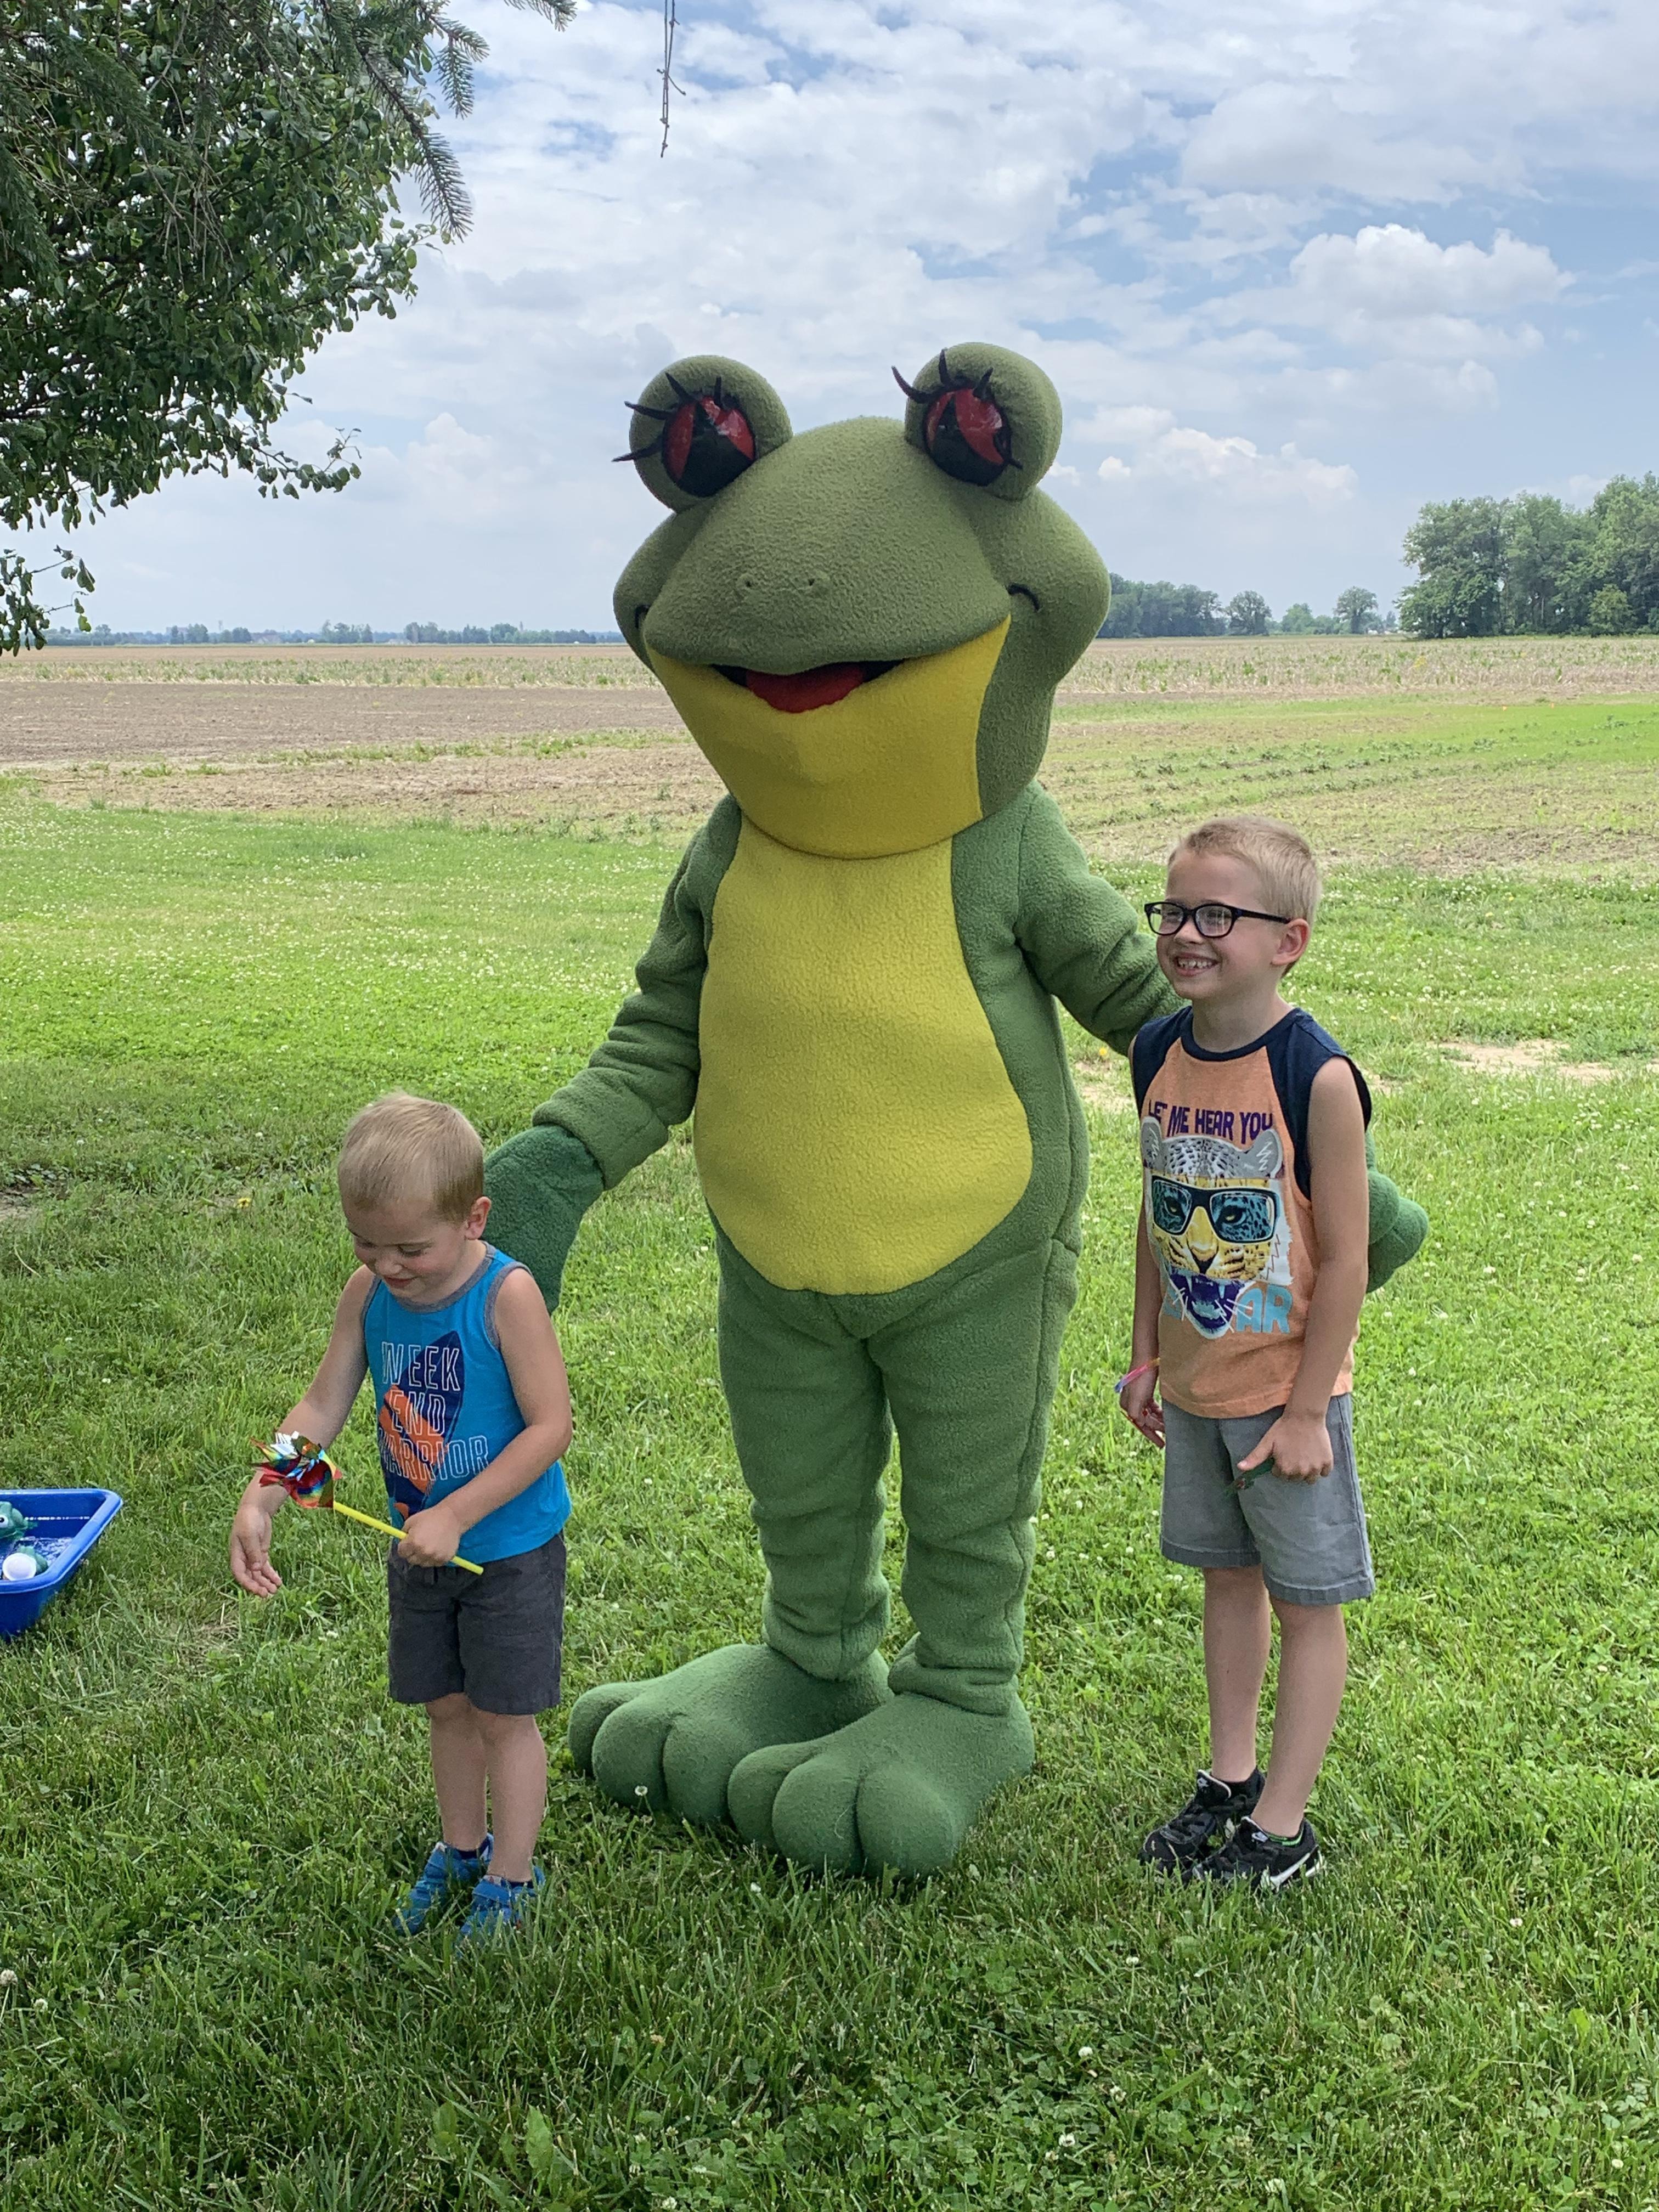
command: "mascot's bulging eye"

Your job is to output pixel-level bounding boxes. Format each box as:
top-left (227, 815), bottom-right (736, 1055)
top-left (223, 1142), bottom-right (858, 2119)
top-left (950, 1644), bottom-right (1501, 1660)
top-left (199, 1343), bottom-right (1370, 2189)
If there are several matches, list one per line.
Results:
top-left (621, 373), bottom-right (757, 497)
top-left (894, 353), bottom-right (1021, 487)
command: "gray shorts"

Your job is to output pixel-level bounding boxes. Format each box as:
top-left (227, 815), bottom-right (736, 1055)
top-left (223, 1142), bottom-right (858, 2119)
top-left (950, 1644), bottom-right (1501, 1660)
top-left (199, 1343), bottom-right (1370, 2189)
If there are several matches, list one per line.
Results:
top-left (1160, 1396), bottom-right (1374, 1607)
top-left (386, 1533), bottom-right (567, 1714)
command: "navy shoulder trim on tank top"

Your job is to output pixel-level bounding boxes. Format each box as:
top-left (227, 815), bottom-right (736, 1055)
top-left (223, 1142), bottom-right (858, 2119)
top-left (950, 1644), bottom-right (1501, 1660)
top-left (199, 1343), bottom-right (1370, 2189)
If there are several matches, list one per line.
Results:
top-left (1131, 1006), bottom-right (1370, 1197)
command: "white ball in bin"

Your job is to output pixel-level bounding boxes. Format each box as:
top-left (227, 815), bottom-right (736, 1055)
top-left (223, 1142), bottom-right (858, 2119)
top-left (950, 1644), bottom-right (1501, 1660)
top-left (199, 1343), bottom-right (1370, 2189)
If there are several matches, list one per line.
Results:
top-left (2, 1552), bottom-right (39, 1581)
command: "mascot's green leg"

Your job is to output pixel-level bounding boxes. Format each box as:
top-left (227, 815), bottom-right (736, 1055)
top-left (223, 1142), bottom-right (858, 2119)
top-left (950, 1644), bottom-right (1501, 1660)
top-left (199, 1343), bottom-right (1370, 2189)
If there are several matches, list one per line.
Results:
top-left (729, 1239), bottom-right (1077, 1878)
top-left (571, 1247), bottom-right (895, 1826)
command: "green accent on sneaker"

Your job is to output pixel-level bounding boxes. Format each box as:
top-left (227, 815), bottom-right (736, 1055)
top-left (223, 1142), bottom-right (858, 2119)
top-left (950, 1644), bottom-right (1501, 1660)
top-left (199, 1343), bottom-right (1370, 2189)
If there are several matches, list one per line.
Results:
top-left (1139, 1768), bottom-right (1264, 1877)
top-left (1193, 1814), bottom-right (1322, 1890)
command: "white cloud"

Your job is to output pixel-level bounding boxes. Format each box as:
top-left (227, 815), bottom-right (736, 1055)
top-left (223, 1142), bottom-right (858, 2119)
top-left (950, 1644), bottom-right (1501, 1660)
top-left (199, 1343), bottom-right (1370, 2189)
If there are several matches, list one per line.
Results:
top-left (1180, 83), bottom-right (1493, 204)
top-left (1097, 425), bottom-right (1357, 506)
top-left (1216, 225), bottom-right (1566, 371)
top-left (1283, 357), bottom-right (1503, 414)
top-left (1284, 225), bottom-right (1564, 323)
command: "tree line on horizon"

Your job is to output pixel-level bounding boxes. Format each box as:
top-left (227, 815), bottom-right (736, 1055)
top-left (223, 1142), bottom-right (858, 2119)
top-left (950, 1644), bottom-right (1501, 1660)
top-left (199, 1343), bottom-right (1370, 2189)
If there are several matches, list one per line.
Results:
top-left (1397, 475), bottom-right (1659, 638)
top-left (53, 600), bottom-right (1387, 648)
top-left (45, 621), bottom-right (623, 647)
top-left (1098, 578), bottom-right (1392, 640)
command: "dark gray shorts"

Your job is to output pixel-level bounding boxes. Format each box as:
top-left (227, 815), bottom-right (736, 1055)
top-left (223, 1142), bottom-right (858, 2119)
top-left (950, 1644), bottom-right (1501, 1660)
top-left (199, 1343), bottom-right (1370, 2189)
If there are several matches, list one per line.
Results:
top-left (386, 1533), bottom-right (567, 1714)
top-left (1160, 1396), bottom-right (1374, 1607)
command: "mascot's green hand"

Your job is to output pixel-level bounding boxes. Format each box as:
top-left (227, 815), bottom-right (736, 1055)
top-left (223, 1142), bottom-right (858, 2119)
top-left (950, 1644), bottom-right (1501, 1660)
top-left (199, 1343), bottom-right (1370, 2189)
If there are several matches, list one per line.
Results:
top-left (1365, 1167), bottom-right (1428, 1293)
top-left (483, 1124), bottom-right (605, 1308)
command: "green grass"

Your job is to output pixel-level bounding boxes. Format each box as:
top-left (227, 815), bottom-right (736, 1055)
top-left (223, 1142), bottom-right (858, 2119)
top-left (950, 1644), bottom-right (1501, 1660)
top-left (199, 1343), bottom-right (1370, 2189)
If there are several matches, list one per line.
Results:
top-left (2, 798), bottom-right (1658, 2209)
top-left (1046, 697), bottom-right (1659, 880)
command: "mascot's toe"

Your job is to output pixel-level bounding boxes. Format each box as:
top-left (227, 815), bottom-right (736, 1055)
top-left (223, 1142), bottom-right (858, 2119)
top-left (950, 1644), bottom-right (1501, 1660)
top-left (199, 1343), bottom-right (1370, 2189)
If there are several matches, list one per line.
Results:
top-left (568, 1679), bottom-right (640, 1774)
top-left (573, 1644), bottom-right (889, 1827)
top-left (727, 1694), bottom-right (1035, 1878)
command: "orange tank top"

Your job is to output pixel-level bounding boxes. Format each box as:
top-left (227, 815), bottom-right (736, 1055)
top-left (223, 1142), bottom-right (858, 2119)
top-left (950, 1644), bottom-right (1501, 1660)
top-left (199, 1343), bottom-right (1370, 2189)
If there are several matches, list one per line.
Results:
top-left (1130, 1007), bottom-right (1371, 1420)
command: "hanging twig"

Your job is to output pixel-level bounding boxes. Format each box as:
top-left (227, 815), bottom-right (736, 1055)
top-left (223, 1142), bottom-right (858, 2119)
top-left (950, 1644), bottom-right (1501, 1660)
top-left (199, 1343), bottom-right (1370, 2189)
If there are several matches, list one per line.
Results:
top-left (659, 0), bottom-right (681, 156)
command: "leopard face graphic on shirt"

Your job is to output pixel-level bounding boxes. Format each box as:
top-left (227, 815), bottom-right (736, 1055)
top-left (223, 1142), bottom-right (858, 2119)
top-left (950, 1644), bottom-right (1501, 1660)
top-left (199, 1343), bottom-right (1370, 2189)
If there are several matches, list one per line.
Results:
top-left (1139, 1120), bottom-right (1293, 1342)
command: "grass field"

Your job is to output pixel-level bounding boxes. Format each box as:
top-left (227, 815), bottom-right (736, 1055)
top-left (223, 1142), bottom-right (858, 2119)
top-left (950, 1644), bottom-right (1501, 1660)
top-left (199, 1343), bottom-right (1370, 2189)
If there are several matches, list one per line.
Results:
top-left (6, 642), bottom-right (1659, 882)
top-left (10, 632), bottom-right (1659, 695)
top-left (2, 662), bottom-right (1658, 2208)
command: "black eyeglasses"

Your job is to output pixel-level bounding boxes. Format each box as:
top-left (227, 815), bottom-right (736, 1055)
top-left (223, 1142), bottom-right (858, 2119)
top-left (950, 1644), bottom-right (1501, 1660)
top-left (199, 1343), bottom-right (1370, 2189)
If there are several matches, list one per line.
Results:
top-left (1144, 900), bottom-right (1291, 939)
top-left (1150, 1176), bottom-right (1279, 1245)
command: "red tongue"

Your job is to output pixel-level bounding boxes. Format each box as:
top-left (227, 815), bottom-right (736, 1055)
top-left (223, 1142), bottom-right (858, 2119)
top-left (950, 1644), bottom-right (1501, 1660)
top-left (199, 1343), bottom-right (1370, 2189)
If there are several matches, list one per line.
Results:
top-left (744, 663), bottom-right (867, 714)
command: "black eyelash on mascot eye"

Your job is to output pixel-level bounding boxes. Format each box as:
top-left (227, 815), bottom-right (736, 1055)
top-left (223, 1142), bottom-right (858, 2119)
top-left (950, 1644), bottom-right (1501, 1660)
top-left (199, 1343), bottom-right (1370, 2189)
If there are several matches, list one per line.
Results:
top-left (614, 370), bottom-right (705, 461)
top-left (893, 351), bottom-right (1023, 487)
top-left (615, 373), bottom-right (757, 496)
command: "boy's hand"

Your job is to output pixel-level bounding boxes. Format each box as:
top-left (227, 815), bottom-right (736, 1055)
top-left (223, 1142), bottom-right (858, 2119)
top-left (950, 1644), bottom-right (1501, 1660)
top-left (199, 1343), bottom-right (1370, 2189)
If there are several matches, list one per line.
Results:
top-left (398, 1500), bottom-right (466, 1568)
top-left (1118, 1368), bottom-right (1165, 1448)
top-left (1238, 1410), bottom-right (1332, 1485)
top-left (230, 1492), bottom-right (283, 1596)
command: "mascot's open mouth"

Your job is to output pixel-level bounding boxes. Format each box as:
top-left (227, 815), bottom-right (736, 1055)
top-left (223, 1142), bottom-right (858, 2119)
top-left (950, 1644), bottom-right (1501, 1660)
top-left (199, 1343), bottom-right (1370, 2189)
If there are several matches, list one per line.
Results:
top-left (713, 661), bottom-right (900, 714)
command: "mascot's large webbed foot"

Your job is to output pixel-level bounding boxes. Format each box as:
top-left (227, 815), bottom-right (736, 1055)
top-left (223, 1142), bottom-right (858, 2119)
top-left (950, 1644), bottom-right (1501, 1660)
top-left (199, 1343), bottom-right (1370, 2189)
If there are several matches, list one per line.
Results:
top-left (571, 1645), bottom-right (890, 1828)
top-left (727, 1694), bottom-right (1035, 1879)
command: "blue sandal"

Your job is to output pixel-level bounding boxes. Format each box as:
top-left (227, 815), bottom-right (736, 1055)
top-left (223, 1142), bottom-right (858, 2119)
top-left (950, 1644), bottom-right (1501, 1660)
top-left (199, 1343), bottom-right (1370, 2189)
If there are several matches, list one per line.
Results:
top-left (394, 1835), bottom-right (493, 1934)
top-left (457, 1865), bottom-right (545, 1946)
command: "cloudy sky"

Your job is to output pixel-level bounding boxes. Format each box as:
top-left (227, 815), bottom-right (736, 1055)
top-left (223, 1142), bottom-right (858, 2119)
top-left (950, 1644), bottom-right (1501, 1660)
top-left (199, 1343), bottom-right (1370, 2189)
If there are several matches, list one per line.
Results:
top-left (74, 0), bottom-right (1659, 631)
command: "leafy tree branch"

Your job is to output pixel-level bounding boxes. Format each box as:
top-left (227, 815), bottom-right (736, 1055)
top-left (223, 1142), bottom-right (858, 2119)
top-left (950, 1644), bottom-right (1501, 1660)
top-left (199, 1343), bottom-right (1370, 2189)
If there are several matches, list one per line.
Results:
top-left (0, 0), bottom-right (572, 649)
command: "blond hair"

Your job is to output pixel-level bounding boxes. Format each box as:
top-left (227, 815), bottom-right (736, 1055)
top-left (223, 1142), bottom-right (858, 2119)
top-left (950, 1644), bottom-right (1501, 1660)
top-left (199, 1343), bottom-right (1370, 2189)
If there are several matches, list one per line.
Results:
top-left (337, 1093), bottom-right (484, 1223)
top-left (1171, 816), bottom-right (1322, 926)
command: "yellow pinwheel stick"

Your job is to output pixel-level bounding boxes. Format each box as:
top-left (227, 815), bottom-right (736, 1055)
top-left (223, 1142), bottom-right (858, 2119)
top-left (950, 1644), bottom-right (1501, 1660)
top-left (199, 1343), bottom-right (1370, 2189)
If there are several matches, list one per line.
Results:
top-left (329, 1498), bottom-right (484, 1574)
top-left (255, 1434), bottom-right (484, 1574)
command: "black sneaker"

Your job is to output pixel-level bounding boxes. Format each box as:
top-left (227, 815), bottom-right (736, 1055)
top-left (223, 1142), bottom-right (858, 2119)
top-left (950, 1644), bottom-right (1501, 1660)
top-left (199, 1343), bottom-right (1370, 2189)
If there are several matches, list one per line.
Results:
top-left (1139, 1768), bottom-right (1265, 1876)
top-left (1193, 1814), bottom-right (1322, 1891)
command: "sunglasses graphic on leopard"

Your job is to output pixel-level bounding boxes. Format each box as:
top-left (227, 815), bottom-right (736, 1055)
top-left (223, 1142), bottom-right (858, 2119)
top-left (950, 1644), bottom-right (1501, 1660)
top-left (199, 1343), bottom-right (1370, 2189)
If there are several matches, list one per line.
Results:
top-left (1149, 1176), bottom-right (1280, 1246)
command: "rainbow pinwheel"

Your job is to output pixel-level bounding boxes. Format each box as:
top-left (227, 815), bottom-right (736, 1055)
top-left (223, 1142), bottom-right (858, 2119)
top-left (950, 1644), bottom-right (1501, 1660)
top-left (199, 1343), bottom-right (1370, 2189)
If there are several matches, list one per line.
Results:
top-left (255, 1432), bottom-right (482, 1573)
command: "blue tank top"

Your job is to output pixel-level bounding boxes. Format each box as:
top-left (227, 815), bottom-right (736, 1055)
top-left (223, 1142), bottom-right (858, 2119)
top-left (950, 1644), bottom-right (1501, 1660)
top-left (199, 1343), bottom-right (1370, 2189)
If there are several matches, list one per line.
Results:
top-left (362, 1246), bottom-right (569, 1564)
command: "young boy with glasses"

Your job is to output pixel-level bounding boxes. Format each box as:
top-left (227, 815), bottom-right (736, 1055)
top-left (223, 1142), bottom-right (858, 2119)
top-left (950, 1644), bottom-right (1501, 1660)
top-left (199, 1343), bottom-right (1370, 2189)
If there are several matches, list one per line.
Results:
top-left (1118, 817), bottom-right (1372, 1888)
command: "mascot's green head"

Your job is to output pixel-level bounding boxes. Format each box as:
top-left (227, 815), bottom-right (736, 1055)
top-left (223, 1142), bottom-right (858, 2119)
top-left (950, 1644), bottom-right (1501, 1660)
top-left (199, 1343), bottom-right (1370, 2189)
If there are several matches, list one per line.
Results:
top-left (613, 345), bottom-right (1108, 859)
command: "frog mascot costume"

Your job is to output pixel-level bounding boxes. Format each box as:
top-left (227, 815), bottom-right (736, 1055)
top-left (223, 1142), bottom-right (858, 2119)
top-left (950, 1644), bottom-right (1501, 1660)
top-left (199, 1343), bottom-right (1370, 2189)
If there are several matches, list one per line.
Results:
top-left (485, 345), bottom-right (1426, 1878)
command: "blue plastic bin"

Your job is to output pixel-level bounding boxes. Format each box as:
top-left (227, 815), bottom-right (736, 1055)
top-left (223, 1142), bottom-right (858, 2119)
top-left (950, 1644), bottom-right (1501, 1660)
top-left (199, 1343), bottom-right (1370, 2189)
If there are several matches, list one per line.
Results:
top-left (0, 1489), bottom-right (123, 1638)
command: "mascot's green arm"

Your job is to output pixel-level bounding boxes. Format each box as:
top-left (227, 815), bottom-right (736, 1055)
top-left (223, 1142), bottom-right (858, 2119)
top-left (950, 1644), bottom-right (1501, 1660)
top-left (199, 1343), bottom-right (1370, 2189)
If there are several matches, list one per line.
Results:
top-left (483, 808), bottom-right (735, 1305)
top-left (1012, 785), bottom-right (1177, 1052)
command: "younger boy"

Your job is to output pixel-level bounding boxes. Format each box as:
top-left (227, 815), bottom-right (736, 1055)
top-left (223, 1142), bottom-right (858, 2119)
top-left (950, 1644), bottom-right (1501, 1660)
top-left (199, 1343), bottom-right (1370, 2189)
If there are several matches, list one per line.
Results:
top-left (230, 1093), bottom-right (573, 1942)
top-left (1119, 818), bottom-right (1372, 1888)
